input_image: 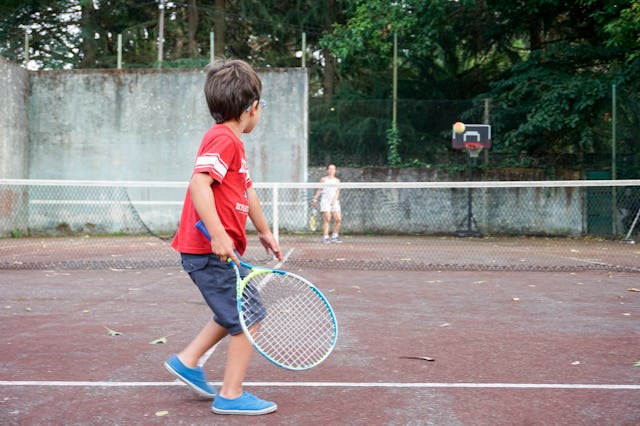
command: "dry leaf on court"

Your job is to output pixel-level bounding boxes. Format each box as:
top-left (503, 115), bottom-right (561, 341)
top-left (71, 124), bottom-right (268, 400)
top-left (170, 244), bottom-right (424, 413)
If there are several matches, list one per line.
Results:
top-left (104, 326), bottom-right (122, 336)
top-left (628, 288), bottom-right (640, 292)
top-left (155, 410), bottom-right (169, 417)
top-left (400, 356), bottom-right (435, 362)
top-left (149, 336), bottom-right (168, 344)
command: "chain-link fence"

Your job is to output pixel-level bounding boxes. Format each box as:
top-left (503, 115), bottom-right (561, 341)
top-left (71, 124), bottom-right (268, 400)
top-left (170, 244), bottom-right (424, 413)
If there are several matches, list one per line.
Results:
top-left (1, 179), bottom-right (639, 272)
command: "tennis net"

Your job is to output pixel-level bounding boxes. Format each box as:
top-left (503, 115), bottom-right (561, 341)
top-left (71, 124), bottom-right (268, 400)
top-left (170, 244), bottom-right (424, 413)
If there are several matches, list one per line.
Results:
top-left (1, 179), bottom-right (638, 272)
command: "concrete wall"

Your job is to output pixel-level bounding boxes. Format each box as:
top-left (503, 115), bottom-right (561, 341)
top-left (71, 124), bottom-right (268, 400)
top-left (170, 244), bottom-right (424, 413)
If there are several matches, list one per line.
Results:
top-left (0, 58), bottom-right (30, 235)
top-left (0, 57), bottom-right (29, 178)
top-left (27, 67), bottom-right (308, 183)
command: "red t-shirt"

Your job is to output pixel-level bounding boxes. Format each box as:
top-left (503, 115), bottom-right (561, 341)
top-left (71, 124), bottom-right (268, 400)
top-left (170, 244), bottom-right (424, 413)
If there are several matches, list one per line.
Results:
top-left (171, 124), bottom-right (252, 255)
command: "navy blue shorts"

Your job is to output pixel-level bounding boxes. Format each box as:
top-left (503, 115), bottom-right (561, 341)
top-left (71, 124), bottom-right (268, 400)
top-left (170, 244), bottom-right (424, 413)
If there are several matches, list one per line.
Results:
top-left (180, 253), bottom-right (248, 335)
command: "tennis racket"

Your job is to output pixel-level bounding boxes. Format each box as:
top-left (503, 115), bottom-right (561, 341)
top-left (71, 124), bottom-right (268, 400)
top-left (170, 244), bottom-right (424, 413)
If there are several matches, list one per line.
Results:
top-left (309, 207), bottom-right (318, 232)
top-left (195, 220), bottom-right (338, 370)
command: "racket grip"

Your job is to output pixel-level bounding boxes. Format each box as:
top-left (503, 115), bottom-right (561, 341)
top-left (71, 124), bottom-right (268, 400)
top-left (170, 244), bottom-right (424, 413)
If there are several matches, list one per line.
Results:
top-left (195, 220), bottom-right (211, 241)
top-left (196, 220), bottom-right (254, 270)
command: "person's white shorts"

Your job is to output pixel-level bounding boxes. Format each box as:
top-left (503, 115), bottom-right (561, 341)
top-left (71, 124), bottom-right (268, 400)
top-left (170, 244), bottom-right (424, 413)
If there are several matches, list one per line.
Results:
top-left (320, 199), bottom-right (341, 213)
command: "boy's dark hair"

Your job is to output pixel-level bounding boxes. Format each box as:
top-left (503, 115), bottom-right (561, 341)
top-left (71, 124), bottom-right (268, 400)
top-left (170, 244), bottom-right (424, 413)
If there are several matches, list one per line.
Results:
top-left (204, 59), bottom-right (262, 124)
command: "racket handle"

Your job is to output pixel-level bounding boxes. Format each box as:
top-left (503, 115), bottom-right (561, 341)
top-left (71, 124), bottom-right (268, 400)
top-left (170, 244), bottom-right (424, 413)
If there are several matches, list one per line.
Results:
top-left (195, 220), bottom-right (247, 268)
top-left (195, 220), bottom-right (211, 240)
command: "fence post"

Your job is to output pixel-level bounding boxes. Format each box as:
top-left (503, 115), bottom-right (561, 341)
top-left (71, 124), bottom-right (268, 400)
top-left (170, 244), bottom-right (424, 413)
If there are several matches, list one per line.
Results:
top-left (611, 83), bottom-right (617, 235)
top-left (210, 32), bottom-right (214, 64)
top-left (24, 31), bottom-right (29, 66)
top-left (157, 1), bottom-right (165, 68)
top-left (301, 32), bottom-right (306, 68)
top-left (272, 184), bottom-right (279, 243)
top-left (117, 34), bottom-right (122, 69)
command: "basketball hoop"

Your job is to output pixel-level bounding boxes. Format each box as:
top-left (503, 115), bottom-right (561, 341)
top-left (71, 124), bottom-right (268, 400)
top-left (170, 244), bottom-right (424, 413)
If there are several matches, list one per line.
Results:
top-left (464, 142), bottom-right (484, 158)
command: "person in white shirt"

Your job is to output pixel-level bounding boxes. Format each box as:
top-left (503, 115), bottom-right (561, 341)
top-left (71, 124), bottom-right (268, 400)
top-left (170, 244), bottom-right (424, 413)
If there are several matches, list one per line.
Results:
top-left (313, 164), bottom-right (342, 243)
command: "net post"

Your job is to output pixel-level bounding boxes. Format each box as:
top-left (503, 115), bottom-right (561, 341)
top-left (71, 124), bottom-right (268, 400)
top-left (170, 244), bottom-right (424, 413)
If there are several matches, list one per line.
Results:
top-left (272, 184), bottom-right (279, 243)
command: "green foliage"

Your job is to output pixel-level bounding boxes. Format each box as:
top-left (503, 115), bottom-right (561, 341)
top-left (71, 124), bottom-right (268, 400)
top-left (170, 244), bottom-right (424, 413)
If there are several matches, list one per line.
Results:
top-left (386, 127), bottom-right (402, 167)
top-left (1, 0), bottom-right (638, 173)
top-left (601, 0), bottom-right (640, 60)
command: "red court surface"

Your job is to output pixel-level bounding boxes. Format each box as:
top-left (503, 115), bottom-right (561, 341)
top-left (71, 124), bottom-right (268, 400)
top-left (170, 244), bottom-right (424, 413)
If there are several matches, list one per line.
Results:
top-left (1, 261), bottom-right (639, 425)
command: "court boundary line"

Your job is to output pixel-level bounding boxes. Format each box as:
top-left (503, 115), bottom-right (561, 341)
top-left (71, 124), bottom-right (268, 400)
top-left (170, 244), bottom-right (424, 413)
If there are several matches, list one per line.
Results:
top-left (1, 381), bottom-right (638, 390)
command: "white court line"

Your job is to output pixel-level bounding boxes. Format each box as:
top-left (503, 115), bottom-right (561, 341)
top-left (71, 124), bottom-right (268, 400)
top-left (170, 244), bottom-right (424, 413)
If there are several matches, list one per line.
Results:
top-left (0, 381), bottom-right (638, 390)
top-left (272, 247), bottom-right (295, 270)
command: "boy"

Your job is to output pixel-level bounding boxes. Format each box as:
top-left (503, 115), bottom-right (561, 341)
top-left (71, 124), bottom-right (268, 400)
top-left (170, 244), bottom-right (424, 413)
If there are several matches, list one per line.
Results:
top-left (165, 59), bottom-right (282, 415)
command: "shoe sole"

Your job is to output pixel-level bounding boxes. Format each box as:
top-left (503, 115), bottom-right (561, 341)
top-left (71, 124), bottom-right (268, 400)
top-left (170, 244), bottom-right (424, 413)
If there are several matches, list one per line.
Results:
top-left (212, 405), bottom-right (278, 415)
top-left (164, 361), bottom-right (216, 399)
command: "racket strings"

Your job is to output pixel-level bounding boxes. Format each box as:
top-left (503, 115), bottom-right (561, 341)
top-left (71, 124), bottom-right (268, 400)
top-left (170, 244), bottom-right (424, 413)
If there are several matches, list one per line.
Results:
top-left (240, 272), bottom-right (337, 369)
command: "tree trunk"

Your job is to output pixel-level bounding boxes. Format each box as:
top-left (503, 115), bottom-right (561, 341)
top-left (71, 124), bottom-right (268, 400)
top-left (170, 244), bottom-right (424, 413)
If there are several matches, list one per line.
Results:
top-left (79, 2), bottom-right (97, 68)
top-left (322, 0), bottom-right (339, 100)
top-left (529, 18), bottom-right (544, 51)
top-left (213, 0), bottom-right (225, 58)
top-left (188, 0), bottom-right (199, 57)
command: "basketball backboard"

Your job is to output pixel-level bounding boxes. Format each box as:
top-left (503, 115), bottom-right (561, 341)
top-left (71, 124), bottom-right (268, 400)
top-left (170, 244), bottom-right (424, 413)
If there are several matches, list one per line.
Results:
top-left (452, 124), bottom-right (492, 150)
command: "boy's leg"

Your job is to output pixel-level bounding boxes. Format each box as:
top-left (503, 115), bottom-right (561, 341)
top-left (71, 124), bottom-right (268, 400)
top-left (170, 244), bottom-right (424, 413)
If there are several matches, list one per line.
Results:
top-left (211, 331), bottom-right (277, 415)
top-left (178, 319), bottom-right (227, 368)
top-left (219, 332), bottom-right (253, 399)
top-left (165, 319), bottom-right (226, 398)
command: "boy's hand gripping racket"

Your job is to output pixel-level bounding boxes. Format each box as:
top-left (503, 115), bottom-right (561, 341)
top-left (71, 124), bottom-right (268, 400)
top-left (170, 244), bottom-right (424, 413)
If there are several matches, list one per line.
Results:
top-left (195, 220), bottom-right (338, 370)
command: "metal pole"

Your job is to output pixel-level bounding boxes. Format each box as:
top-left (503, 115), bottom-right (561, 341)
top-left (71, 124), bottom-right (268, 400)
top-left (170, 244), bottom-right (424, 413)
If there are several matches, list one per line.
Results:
top-left (157, 1), bottom-right (165, 68)
top-left (612, 84), bottom-right (617, 180)
top-left (467, 153), bottom-right (473, 232)
top-left (117, 34), bottom-right (122, 69)
top-left (612, 83), bottom-right (617, 235)
top-left (483, 98), bottom-right (490, 164)
top-left (392, 32), bottom-right (398, 130)
top-left (209, 31), bottom-right (214, 64)
top-left (301, 32), bottom-right (306, 68)
top-left (24, 31), bottom-right (29, 66)
top-left (272, 185), bottom-right (279, 243)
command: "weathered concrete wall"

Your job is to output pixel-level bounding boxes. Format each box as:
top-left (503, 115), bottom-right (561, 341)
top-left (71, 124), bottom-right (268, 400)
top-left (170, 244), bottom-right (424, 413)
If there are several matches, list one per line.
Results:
top-left (27, 68), bottom-right (307, 182)
top-left (0, 58), bottom-right (30, 235)
top-left (0, 57), bottom-right (29, 178)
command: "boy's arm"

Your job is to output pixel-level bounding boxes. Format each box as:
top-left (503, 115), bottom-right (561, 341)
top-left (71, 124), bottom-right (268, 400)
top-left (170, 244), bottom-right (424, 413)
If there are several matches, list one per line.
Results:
top-left (247, 187), bottom-right (283, 260)
top-left (189, 172), bottom-right (240, 265)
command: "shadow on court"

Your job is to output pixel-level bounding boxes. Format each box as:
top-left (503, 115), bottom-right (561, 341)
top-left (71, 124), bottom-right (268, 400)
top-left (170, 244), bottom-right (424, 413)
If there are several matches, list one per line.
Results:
top-left (1, 243), bottom-right (639, 425)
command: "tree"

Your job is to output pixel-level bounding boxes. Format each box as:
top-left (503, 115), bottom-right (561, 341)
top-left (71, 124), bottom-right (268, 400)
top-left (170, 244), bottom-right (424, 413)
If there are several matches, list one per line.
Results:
top-left (481, 0), bottom-right (639, 168)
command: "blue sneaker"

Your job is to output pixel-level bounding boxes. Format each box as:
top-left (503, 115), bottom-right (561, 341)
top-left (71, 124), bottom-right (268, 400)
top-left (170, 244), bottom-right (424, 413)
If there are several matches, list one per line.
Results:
top-left (164, 354), bottom-right (216, 399)
top-left (212, 391), bottom-right (277, 415)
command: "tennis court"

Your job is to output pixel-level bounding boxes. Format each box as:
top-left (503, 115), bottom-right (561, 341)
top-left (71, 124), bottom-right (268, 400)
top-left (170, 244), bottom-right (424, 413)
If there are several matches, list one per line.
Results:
top-left (1, 235), bottom-right (639, 425)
